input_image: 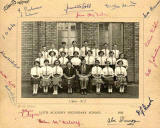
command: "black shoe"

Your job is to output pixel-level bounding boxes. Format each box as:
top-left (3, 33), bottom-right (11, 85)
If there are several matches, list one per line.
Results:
top-left (81, 90), bottom-right (84, 95)
top-left (84, 90), bottom-right (87, 95)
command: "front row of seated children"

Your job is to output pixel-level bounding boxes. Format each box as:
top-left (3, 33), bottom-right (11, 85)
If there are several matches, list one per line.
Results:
top-left (31, 57), bottom-right (127, 95)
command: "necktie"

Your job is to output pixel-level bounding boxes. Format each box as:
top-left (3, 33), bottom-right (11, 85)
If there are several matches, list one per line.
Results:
top-left (63, 48), bottom-right (64, 52)
top-left (68, 68), bottom-right (70, 75)
top-left (95, 49), bottom-right (97, 56)
top-left (96, 67), bottom-right (98, 75)
top-left (112, 57), bottom-right (113, 65)
top-left (51, 57), bottom-right (53, 64)
top-left (105, 49), bottom-right (107, 56)
top-left (88, 56), bottom-right (90, 64)
top-left (85, 47), bottom-right (87, 55)
top-left (46, 66), bottom-right (47, 75)
top-left (36, 67), bottom-right (38, 75)
top-left (56, 66), bottom-right (57, 74)
top-left (62, 57), bottom-right (64, 64)
top-left (73, 47), bottom-right (75, 55)
top-left (115, 50), bottom-right (116, 58)
top-left (120, 67), bottom-right (122, 74)
top-left (107, 67), bottom-right (109, 75)
top-left (101, 57), bottom-right (102, 65)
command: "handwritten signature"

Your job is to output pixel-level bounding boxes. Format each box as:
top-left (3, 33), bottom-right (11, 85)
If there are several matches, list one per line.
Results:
top-left (64, 3), bottom-right (92, 14)
top-left (104, 1), bottom-right (136, 10)
top-left (107, 116), bottom-right (140, 125)
top-left (1, 24), bottom-right (16, 40)
top-left (5, 85), bottom-right (16, 105)
top-left (0, 70), bottom-right (16, 88)
top-left (3, 0), bottom-right (30, 12)
top-left (143, 0), bottom-right (160, 18)
top-left (18, 6), bottom-right (42, 17)
top-left (19, 109), bottom-right (39, 119)
top-left (76, 11), bottom-right (108, 18)
top-left (0, 51), bottom-right (20, 69)
top-left (136, 97), bottom-right (154, 116)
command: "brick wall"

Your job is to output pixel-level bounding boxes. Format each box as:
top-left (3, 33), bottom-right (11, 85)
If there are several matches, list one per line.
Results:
top-left (22, 22), bottom-right (139, 82)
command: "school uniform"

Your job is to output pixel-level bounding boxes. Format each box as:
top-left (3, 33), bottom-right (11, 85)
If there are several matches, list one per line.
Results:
top-left (116, 59), bottom-right (128, 69)
top-left (35, 58), bottom-right (44, 67)
top-left (91, 66), bottom-right (103, 86)
top-left (80, 47), bottom-right (90, 57)
top-left (48, 56), bottom-right (57, 67)
top-left (85, 55), bottom-right (95, 68)
top-left (112, 50), bottom-right (120, 59)
top-left (52, 66), bottom-right (63, 86)
top-left (102, 49), bottom-right (110, 58)
top-left (59, 47), bottom-right (69, 57)
top-left (97, 56), bottom-right (107, 68)
top-left (41, 51), bottom-right (48, 59)
top-left (41, 66), bottom-right (52, 87)
top-left (114, 66), bottom-right (127, 92)
top-left (31, 66), bottom-right (41, 85)
top-left (48, 49), bottom-right (58, 57)
top-left (59, 57), bottom-right (68, 69)
top-left (92, 49), bottom-right (100, 59)
top-left (107, 57), bottom-right (116, 70)
top-left (102, 67), bottom-right (114, 91)
top-left (68, 47), bottom-right (80, 56)
top-left (71, 57), bottom-right (81, 69)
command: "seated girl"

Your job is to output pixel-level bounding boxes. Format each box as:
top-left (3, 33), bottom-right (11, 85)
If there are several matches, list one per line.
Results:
top-left (30, 61), bottom-right (41, 95)
top-left (52, 60), bottom-right (63, 95)
top-left (63, 61), bottom-right (76, 94)
top-left (102, 61), bottom-right (114, 93)
top-left (91, 60), bottom-right (103, 95)
top-left (114, 60), bottom-right (127, 94)
top-left (41, 59), bottom-right (52, 94)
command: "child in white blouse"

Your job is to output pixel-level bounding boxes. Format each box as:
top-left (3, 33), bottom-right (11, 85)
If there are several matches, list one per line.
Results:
top-left (97, 51), bottom-right (107, 68)
top-left (52, 60), bottom-right (63, 95)
top-left (59, 51), bottom-right (69, 69)
top-left (107, 51), bottom-right (116, 70)
top-left (91, 60), bottom-right (103, 94)
top-left (48, 51), bottom-right (57, 67)
top-left (31, 61), bottom-right (41, 95)
top-left (35, 52), bottom-right (44, 67)
top-left (41, 46), bottom-right (48, 59)
top-left (41, 59), bottom-right (52, 93)
top-left (71, 51), bottom-right (81, 69)
top-left (114, 60), bottom-right (127, 94)
top-left (112, 44), bottom-right (120, 59)
top-left (102, 61), bottom-right (114, 93)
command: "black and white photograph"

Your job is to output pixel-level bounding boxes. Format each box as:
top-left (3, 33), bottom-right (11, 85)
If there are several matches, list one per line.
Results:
top-left (21, 21), bottom-right (139, 98)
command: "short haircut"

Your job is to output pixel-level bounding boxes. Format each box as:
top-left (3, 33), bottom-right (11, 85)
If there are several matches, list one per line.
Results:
top-left (62, 41), bottom-right (66, 45)
top-left (98, 51), bottom-right (104, 55)
top-left (73, 51), bottom-right (79, 55)
top-left (34, 61), bottom-right (40, 65)
top-left (54, 60), bottom-right (60, 65)
top-left (117, 60), bottom-right (123, 65)
top-left (49, 51), bottom-right (56, 56)
top-left (44, 59), bottom-right (49, 63)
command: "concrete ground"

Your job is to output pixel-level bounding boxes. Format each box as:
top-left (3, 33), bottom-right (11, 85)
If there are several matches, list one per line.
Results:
top-left (22, 81), bottom-right (139, 98)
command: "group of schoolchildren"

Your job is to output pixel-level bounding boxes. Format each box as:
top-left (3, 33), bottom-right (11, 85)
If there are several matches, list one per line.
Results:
top-left (31, 41), bottom-right (128, 95)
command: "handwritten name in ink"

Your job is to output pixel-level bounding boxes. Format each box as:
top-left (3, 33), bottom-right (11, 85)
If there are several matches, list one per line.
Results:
top-left (145, 21), bottom-right (158, 47)
top-left (17, 6), bottom-right (42, 17)
top-left (107, 116), bottom-right (140, 125)
top-left (76, 11), bottom-right (108, 18)
top-left (64, 3), bottom-right (92, 14)
top-left (3, 0), bottom-right (30, 12)
top-left (5, 85), bottom-right (16, 105)
top-left (143, 0), bottom-right (160, 18)
top-left (148, 45), bottom-right (160, 68)
top-left (19, 109), bottom-right (39, 119)
top-left (0, 70), bottom-right (16, 88)
top-left (37, 119), bottom-right (81, 127)
top-left (136, 97), bottom-right (154, 116)
top-left (104, 1), bottom-right (136, 10)
top-left (0, 51), bottom-right (20, 69)
top-left (1, 24), bottom-right (16, 40)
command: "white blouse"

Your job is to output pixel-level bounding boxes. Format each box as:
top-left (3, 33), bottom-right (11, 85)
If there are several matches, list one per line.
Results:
top-left (115, 66), bottom-right (127, 76)
top-left (116, 59), bottom-right (128, 68)
top-left (103, 67), bottom-right (114, 76)
top-left (80, 46), bottom-right (90, 56)
top-left (92, 49), bottom-right (100, 58)
top-left (97, 56), bottom-right (107, 65)
top-left (31, 67), bottom-right (41, 76)
top-left (59, 47), bottom-right (69, 56)
top-left (112, 50), bottom-right (120, 59)
top-left (68, 47), bottom-right (80, 56)
top-left (102, 49), bottom-right (110, 58)
top-left (48, 49), bottom-right (58, 57)
top-left (107, 57), bottom-right (116, 65)
top-left (41, 51), bottom-right (48, 59)
top-left (41, 66), bottom-right (52, 76)
top-left (85, 56), bottom-right (95, 65)
top-left (35, 58), bottom-right (44, 67)
top-left (48, 56), bottom-right (57, 65)
top-left (71, 57), bottom-right (81, 66)
top-left (52, 66), bottom-right (63, 76)
top-left (59, 57), bottom-right (68, 65)
top-left (91, 66), bottom-right (103, 75)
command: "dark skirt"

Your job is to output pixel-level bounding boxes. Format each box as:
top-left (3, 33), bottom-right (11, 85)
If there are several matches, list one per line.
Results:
top-left (109, 65), bottom-right (115, 71)
top-left (31, 76), bottom-right (40, 85)
top-left (103, 76), bottom-right (114, 86)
